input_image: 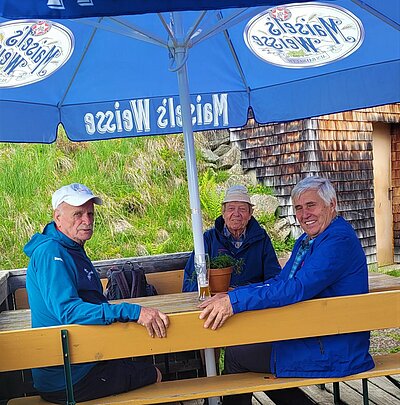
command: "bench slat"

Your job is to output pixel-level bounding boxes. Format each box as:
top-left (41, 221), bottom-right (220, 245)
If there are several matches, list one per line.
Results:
top-left (1, 291), bottom-right (399, 372)
top-left (100, 270), bottom-right (184, 295)
top-left (15, 270), bottom-right (185, 310)
top-left (145, 269), bottom-right (183, 294)
top-left (8, 354), bottom-right (400, 405)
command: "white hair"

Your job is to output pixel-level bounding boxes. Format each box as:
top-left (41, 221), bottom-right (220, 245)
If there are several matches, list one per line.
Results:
top-left (291, 176), bottom-right (338, 213)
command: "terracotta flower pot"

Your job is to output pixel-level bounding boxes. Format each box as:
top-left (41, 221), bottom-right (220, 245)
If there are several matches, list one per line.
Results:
top-left (209, 266), bottom-right (233, 294)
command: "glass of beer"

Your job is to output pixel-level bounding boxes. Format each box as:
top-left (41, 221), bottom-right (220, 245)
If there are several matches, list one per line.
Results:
top-left (194, 253), bottom-right (211, 301)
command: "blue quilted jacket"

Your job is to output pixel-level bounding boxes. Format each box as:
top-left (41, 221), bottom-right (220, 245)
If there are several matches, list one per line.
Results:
top-left (228, 216), bottom-right (375, 377)
top-left (24, 222), bottom-right (142, 392)
top-left (183, 216), bottom-right (281, 291)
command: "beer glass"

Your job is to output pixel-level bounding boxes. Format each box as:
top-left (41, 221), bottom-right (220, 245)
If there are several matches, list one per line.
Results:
top-left (194, 253), bottom-right (211, 301)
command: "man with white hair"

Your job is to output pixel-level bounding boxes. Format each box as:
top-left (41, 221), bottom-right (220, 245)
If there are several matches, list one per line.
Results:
top-left (199, 176), bottom-right (374, 404)
top-left (182, 184), bottom-right (281, 292)
top-left (24, 183), bottom-right (169, 404)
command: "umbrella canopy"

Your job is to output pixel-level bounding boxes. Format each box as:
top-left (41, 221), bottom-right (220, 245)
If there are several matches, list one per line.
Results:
top-left (0, 0), bottom-right (315, 18)
top-left (0, 1), bottom-right (399, 143)
top-left (1, 0), bottom-right (399, 386)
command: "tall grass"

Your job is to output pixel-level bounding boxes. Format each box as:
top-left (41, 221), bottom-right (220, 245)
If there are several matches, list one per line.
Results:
top-left (0, 130), bottom-right (292, 270)
top-left (0, 132), bottom-right (192, 269)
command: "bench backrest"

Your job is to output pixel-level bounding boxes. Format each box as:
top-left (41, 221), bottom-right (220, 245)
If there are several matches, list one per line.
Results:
top-left (1, 290), bottom-right (398, 372)
top-left (14, 270), bottom-right (185, 310)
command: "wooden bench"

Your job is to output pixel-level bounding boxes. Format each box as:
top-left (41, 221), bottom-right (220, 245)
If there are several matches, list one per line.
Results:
top-left (1, 290), bottom-right (399, 404)
top-left (0, 251), bottom-right (191, 311)
top-left (13, 270), bottom-right (185, 310)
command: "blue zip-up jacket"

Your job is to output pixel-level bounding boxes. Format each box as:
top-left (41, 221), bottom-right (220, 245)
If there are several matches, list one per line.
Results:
top-left (228, 216), bottom-right (374, 377)
top-left (183, 216), bottom-right (281, 292)
top-left (24, 222), bottom-right (142, 393)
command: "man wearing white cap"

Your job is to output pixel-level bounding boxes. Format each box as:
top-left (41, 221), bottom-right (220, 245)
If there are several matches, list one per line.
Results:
top-left (183, 185), bottom-right (281, 292)
top-left (24, 183), bottom-right (169, 404)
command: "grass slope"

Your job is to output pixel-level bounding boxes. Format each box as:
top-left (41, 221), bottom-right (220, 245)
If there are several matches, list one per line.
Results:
top-left (0, 130), bottom-right (291, 270)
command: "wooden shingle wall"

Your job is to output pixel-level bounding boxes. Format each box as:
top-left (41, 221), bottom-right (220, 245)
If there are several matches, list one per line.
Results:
top-left (392, 124), bottom-right (400, 262)
top-left (231, 104), bottom-right (400, 264)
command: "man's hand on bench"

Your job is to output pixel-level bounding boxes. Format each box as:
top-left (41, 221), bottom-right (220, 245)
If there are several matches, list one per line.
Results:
top-left (199, 293), bottom-right (233, 330)
top-left (137, 307), bottom-right (169, 338)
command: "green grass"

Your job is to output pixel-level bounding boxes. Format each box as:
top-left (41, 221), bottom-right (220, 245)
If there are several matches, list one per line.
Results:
top-left (368, 264), bottom-right (400, 277)
top-left (370, 329), bottom-right (400, 354)
top-left (0, 130), bottom-right (293, 270)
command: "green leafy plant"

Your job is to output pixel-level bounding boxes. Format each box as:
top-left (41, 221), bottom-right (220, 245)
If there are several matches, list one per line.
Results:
top-left (247, 184), bottom-right (273, 195)
top-left (210, 254), bottom-right (244, 275)
top-left (199, 170), bottom-right (225, 223)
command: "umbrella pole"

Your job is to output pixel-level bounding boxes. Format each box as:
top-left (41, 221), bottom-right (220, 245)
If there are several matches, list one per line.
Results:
top-left (174, 12), bottom-right (220, 405)
top-left (174, 32), bottom-right (205, 259)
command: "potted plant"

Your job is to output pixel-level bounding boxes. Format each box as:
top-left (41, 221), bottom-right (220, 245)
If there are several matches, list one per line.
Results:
top-left (209, 254), bottom-right (243, 294)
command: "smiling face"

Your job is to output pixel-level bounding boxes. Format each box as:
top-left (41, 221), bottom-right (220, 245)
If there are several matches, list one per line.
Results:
top-left (222, 201), bottom-right (253, 238)
top-left (293, 189), bottom-right (336, 239)
top-left (54, 200), bottom-right (95, 245)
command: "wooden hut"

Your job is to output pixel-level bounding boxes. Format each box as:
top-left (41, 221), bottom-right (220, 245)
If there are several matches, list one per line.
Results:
top-left (231, 104), bottom-right (400, 266)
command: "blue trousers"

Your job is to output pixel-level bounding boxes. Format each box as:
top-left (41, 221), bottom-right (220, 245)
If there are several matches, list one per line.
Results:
top-left (222, 342), bottom-right (272, 405)
top-left (222, 343), bottom-right (316, 405)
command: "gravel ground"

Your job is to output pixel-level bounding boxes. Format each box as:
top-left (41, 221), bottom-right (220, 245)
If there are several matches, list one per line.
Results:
top-left (370, 328), bottom-right (400, 354)
top-left (369, 266), bottom-right (399, 355)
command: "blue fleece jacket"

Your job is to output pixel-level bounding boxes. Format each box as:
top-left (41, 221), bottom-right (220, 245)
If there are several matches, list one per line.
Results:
top-left (183, 216), bottom-right (281, 292)
top-left (24, 222), bottom-right (142, 393)
top-left (228, 216), bottom-right (374, 377)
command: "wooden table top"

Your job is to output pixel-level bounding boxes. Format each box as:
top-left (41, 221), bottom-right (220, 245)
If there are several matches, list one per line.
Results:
top-left (115, 291), bottom-right (200, 313)
top-left (0, 292), bottom-right (200, 332)
top-left (1, 272), bottom-right (399, 333)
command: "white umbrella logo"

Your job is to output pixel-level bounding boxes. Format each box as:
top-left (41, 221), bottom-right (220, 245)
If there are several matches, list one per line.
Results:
top-left (0, 19), bottom-right (73, 87)
top-left (244, 2), bottom-right (364, 68)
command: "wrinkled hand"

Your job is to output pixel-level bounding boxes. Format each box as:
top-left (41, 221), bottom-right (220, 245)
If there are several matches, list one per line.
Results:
top-left (198, 293), bottom-right (233, 330)
top-left (137, 307), bottom-right (169, 338)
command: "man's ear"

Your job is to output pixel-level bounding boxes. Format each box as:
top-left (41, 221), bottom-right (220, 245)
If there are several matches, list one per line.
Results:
top-left (53, 209), bottom-right (61, 226)
top-left (330, 198), bottom-right (337, 212)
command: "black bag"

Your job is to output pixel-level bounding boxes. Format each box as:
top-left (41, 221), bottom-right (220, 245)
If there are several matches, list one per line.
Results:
top-left (104, 261), bottom-right (157, 300)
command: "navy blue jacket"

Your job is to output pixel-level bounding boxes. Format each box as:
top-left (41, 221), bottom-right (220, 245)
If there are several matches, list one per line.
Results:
top-left (24, 222), bottom-right (142, 392)
top-left (182, 216), bottom-right (281, 291)
top-left (228, 216), bottom-right (374, 377)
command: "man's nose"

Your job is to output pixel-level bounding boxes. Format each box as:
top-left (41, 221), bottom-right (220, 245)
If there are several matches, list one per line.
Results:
top-left (82, 214), bottom-right (93, 224)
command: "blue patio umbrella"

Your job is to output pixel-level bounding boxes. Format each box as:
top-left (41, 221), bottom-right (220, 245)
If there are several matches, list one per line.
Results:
top-left (0, 1), bottom-right (399, 383)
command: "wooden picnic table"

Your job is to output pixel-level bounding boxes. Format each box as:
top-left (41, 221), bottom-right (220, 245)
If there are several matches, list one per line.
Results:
top-left (1, 271), bottom-right (399, 332)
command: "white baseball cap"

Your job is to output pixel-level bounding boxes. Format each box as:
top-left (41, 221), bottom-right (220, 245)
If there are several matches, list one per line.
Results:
top-left (52, 183), bottom-right (103, 210)
top-left (222, 185), bottom-right (254, 206)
